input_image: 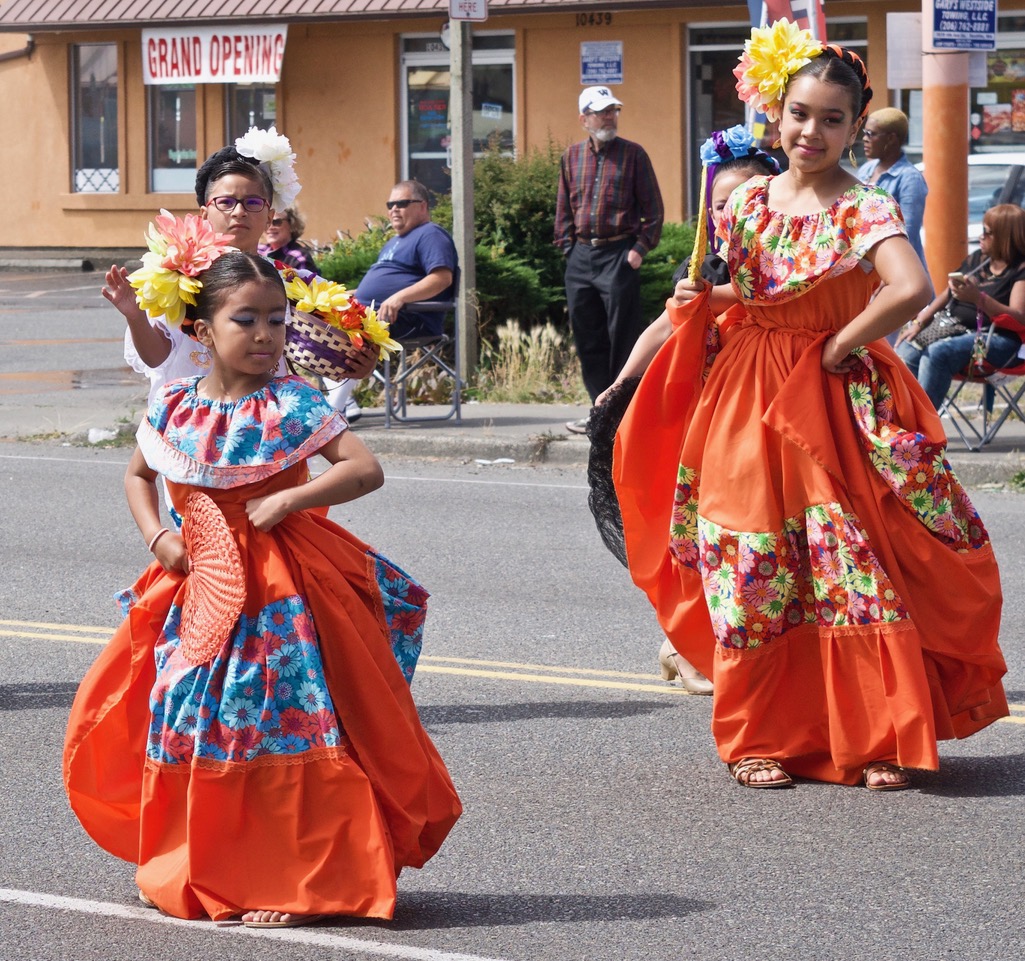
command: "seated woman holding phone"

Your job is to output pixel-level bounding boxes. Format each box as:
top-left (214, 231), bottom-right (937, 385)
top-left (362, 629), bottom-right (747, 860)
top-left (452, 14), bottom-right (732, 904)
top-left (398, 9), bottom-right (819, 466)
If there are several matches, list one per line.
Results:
top-left (896, 204), bottom-right (1025, 410)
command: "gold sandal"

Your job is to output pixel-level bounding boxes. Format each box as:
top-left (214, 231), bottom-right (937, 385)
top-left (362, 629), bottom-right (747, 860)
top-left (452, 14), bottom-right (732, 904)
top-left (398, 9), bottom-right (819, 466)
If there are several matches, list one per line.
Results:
top-left (728, 757), bottom-right (793, 788)
top-left (863, 761), bottom-right (910, 792)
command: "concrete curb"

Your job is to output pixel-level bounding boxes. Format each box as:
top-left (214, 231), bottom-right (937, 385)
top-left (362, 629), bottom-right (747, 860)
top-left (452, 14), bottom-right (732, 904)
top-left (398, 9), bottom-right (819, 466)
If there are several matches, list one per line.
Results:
top-left (301, 426), bottom-right (589, 467)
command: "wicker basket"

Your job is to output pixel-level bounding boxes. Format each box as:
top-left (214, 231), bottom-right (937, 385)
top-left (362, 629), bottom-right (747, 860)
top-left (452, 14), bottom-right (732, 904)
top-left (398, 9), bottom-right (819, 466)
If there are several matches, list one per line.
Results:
top-left (285, 309), bottom-right (355, 380)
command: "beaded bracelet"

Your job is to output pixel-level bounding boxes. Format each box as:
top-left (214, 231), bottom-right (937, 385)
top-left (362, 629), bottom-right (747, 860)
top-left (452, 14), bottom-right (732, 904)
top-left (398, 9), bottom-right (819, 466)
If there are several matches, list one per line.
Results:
top-left (147, 527), bottom-right (170, 553)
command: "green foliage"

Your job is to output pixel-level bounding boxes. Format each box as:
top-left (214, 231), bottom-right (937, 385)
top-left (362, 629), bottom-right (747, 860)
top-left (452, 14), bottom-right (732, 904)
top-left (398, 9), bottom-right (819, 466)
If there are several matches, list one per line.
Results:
top-left (638, 221), bottom-right (697, 321)
top-left (433, 139), bottom-right (567, 331)
top-left (315, 219), bottom-right (392, 288)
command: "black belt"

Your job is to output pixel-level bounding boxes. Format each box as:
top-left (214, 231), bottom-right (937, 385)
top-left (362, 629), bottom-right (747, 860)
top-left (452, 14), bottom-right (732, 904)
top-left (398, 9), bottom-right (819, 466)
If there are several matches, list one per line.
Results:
top-left (577, 233), bottom-right (634, 247)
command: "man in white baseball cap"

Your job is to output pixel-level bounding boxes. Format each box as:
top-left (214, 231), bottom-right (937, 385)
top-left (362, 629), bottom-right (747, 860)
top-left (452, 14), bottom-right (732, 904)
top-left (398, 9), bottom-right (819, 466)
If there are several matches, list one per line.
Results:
top-left (578, 86), bottom-right (623, 115)
top-left (555, 86), bottom-right (663, 433)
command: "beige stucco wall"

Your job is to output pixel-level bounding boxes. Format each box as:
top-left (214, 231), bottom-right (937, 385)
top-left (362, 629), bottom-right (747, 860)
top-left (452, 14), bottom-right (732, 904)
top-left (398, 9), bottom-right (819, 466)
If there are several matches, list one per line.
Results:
top-left (0, 1), bottom-right (953, 249)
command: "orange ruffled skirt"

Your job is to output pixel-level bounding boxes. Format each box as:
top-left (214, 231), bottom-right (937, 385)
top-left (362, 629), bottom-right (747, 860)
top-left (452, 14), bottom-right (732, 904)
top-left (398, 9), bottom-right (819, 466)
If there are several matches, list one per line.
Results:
top-left (615, 279), bottom-right (1008, 784)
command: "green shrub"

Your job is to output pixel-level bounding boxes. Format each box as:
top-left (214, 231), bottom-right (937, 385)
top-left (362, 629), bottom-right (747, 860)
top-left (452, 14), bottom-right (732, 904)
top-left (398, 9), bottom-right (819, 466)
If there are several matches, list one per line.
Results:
top-left (433, 139), bottom-right (567, 332)
top-left (639, 221), bottom-right (697, 321)
top-left (315, 219), bottom-right (391, 288)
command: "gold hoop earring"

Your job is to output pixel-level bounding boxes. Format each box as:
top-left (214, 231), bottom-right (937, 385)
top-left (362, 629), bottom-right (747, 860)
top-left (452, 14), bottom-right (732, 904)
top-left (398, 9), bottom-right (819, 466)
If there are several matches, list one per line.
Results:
top-left (849, 148), bottom-right (857, 167)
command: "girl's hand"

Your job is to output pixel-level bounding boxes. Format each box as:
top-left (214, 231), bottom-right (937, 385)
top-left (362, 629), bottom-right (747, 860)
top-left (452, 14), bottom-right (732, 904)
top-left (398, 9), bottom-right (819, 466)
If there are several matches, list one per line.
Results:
top-left (670, 277), bottom-right (709, 307)
top-left (821, 335), bottom-right (860, 374)
top-left (595, 383), bottom-right (618, 407)
top-left (245, 491), bottom-right (292, 531)
top-left (102, 265), bottom-right (145, 320)
top-left (153, 532), bottom-right (190, 574)
top-left (343, 342), bottom-right (380, 380)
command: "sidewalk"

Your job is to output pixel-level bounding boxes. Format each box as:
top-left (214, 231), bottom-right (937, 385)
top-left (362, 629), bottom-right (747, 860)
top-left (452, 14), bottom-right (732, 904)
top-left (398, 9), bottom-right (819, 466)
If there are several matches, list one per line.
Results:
top-left (3, 378), bottom-right (1025, 483)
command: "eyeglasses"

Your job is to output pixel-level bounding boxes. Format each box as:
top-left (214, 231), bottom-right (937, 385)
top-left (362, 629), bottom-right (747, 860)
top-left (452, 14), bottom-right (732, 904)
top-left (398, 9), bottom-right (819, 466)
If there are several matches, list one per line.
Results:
top-left (862, 130), bottom-right (887, 140)
top-left (386, 198), bottom-right (424, 210)
top-left (270, 218), bottom-right (287, 226)
top-left (585, 106), bottom-right (621, 117)
top-left (207, 196), bottom-right (270, 213)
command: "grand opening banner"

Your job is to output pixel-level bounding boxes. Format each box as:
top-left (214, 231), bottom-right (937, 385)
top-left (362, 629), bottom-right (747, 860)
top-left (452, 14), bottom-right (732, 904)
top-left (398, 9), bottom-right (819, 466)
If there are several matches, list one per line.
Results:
top-left (142, 25), bottom-right (288, 85)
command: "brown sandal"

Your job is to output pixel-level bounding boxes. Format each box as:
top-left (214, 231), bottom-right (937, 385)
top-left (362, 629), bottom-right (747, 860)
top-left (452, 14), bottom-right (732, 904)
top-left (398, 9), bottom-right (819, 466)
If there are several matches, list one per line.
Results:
top-left (863, 761), bottom-right (910, 792)
top-left (728, 757), bottom-right (793, 789)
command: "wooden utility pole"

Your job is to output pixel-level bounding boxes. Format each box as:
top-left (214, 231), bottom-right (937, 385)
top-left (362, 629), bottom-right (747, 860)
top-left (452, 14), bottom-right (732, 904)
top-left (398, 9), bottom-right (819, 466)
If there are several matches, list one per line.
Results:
top-left (450, 20), bottom-right (477, 382)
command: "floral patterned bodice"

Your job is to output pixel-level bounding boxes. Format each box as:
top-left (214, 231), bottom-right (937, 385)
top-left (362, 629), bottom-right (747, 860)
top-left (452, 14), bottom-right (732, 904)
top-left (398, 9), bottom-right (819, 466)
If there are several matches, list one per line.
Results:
top-left (138, 374), bottom-right (344, 488)
top-left (716, 177), bottom-right (908, 306)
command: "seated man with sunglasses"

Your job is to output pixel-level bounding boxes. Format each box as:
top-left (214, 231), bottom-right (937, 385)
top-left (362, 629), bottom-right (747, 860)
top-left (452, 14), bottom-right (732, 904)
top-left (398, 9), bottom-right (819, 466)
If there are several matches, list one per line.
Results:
top-left (354, 180), bottom-right (458, 340)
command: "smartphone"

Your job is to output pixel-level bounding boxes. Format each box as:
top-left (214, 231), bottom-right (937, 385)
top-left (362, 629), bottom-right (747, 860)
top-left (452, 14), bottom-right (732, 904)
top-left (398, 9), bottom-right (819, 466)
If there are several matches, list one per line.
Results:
top-left (948, 271), bottom-right (966, 283)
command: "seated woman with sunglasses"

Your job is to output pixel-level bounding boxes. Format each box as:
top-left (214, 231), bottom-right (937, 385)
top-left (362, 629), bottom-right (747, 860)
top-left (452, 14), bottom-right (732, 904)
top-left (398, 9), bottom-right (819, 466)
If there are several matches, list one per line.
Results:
top-left (896, 204), bottom-right (1025, 410)
top-left (259, 205), bottom-right (319, 273)
top-left (103, 131), bottom-right (377, 409)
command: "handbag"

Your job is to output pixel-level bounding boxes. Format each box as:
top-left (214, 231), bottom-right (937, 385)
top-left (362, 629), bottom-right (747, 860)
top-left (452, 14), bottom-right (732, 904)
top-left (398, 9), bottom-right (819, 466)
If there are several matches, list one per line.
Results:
top-left (910, 257), bottom-right (992, 350)
top-left (910, 304), bottom-right (971, 349)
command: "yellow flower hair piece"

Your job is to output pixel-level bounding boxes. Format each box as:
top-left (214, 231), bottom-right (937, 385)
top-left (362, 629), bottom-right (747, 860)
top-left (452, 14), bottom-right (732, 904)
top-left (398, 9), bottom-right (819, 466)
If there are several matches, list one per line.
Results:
top-left (733, 18), bottom-right (823, 123)
top-left (128, 210), bottom-right (237, 326)
top-left (281, 269), bottom-right (401, 355)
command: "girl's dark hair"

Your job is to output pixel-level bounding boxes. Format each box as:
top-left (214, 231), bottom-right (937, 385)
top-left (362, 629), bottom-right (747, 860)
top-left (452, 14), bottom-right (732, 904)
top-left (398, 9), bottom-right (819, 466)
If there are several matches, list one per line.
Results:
top-left (185, 252), bottom-right (285, 330)
top-left (715, 152), bottom-right (779, 179)
top-left (195, 146), bottom-right (274, 206)
top-left (789, 46), bottom-right (873, 120)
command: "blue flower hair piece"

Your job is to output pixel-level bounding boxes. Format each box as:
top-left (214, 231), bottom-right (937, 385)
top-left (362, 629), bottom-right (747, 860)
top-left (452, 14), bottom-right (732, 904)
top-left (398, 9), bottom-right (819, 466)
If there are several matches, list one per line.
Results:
top-left (699, 124), bottom-right (757, 165)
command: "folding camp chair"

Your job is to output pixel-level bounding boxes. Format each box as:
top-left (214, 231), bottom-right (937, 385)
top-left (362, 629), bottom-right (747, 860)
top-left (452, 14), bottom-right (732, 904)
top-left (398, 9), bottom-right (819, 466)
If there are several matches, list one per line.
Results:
top-left (373, 299), bottom-right (463, 428)
top-left (940, 312), bottom-right (1025, 451)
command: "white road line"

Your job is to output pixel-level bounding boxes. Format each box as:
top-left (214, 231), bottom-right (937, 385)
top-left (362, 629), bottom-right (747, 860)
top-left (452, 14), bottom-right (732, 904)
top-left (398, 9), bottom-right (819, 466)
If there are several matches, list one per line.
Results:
top-left (0, 888), bottom-right (509, 961)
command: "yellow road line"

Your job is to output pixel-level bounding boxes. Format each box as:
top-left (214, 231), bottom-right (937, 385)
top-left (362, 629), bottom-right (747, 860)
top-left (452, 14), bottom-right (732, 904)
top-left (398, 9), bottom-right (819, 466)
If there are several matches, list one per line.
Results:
top-left (4, 619), bottom-right (1023, 717)
top-left (416, 664), bottom-right (691, 695)
top-left (0, 619), bottom-right (111, 633)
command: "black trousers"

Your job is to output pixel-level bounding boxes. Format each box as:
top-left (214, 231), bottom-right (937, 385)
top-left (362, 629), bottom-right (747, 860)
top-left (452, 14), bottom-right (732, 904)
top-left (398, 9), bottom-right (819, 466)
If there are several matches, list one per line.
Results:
top-left (564, 239), bottom-right (643, 402)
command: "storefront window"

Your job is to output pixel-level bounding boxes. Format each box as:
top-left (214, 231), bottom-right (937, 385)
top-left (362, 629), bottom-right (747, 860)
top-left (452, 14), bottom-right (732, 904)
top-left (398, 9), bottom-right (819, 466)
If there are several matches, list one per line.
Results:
top-left (971, 36), bottom-right (1025, 154)
top-left (149, 84), bottom-right (197, 192)
top-left (401, 33), bottom-right (515, 195)
top-left (227, 84), bottom-right (278, 141)
top-left (72, 44), bottom-right (119, 193)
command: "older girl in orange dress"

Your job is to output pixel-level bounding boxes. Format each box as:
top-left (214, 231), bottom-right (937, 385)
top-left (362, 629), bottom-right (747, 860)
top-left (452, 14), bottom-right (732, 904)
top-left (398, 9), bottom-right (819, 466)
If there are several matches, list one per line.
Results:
top-left (614, 21), bottom-right (1008, 790)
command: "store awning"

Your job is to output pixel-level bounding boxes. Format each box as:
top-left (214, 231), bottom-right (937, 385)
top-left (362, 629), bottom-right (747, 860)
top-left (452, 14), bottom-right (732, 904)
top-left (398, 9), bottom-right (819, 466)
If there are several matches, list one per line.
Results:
top-left (0, 0), bottom-right (690, 31)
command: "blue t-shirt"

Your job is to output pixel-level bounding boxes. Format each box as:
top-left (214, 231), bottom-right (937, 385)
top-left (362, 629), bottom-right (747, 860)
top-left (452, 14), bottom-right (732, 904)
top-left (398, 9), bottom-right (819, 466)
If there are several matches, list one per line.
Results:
top-left (355, 222), bottom-right (457, 338)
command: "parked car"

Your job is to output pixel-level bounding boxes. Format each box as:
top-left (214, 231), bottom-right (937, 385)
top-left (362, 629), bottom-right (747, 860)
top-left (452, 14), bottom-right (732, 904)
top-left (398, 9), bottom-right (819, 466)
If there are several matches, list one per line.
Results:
top-left (916, 152), bottom-right (1025, 248)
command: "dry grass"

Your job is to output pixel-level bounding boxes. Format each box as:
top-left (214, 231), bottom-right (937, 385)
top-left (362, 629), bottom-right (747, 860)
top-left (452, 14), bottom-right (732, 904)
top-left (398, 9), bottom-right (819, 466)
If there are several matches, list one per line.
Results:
top-left (472, 321), bottom-right (588, 404)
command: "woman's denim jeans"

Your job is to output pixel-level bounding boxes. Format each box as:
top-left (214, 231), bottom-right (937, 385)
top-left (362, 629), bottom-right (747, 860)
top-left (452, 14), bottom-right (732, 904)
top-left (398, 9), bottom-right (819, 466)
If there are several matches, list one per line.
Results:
top-left (896, 330), bottom-right (1021, 410)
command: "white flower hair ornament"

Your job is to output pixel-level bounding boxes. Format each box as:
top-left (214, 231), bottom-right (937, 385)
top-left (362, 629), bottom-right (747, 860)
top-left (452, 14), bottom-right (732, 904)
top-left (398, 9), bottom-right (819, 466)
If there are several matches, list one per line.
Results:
top-left (234, 125), bottom-right (301, 211)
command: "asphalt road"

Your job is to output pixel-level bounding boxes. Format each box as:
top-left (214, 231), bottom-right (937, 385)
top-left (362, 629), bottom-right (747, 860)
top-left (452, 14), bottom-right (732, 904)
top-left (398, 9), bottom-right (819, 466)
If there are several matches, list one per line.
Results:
top-left (1, 446), bottom-right (1023, 961)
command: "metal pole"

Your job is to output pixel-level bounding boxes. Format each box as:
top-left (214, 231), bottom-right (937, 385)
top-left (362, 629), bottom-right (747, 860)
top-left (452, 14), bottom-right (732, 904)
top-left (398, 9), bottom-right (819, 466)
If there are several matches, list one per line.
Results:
top-left (449, 19), bottom-right (477, 382)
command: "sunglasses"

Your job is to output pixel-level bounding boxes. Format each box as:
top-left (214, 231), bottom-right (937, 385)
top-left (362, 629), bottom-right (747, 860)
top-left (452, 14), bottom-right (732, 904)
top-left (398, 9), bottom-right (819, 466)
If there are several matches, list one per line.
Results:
top-left (980, 228), bottom-right (993, 237)
top-left (207, 196), bottom-right (270, 213)
top-left (585, 106), bottom-right (621, 117)
top-left (386, 198), bottom-right (424, 210)
top-left (270, 218), bottom-right (288, 226)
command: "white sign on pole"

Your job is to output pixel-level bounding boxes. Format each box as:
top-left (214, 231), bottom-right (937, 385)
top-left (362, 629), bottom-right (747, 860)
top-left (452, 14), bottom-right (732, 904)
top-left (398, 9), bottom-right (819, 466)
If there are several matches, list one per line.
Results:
top-left (450, 0), bottom-right (488, 22)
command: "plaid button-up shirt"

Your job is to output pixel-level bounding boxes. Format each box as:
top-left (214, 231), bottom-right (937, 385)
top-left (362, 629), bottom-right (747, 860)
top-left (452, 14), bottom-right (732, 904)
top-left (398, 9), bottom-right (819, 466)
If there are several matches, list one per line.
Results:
top-left (554, 136), bottom-right (664, 257)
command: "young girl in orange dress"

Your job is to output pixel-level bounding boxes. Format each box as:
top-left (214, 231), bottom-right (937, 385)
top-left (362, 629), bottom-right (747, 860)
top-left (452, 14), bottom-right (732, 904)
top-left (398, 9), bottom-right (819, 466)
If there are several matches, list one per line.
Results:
top-left (613, 20), bottom-right (1009, 789)
top-left (64, 232), bottom-right (460, 925)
